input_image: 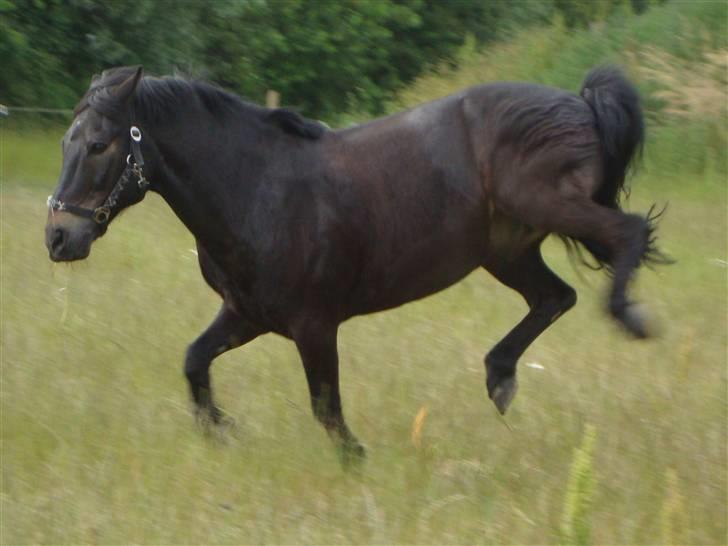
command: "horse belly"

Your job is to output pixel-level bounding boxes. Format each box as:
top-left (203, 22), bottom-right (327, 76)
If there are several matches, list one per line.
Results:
top-left (351, 224), bottom-right (486, 315)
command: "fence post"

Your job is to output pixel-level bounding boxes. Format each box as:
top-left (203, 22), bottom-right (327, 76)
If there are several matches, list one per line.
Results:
top-left (265, 90), bottom-right (280, 109)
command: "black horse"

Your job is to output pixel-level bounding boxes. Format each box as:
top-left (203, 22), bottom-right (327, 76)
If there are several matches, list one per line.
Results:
top-left (45, 66), bottom-right (665, 462)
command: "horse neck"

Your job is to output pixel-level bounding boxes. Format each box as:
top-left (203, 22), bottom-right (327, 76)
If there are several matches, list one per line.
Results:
top-left (144, 112), bottom-right (271, 257)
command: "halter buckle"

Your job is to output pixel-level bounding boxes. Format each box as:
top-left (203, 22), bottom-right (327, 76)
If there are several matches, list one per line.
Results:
top-left (130, 126), bottom-right (142, 142)
top-left (47, 195), bottom-right (65, 211)
top-left (92, 206), bottom-right (111, 224)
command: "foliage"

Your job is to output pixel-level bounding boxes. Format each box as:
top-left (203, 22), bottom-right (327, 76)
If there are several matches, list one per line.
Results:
top-left (1, 0), bottom-right (531, 118)
top-left (0, 0), bottom-right (669, 120)
top-left (0, 0), bottom-right (202, 108)
top-left (553, 0), bottom-right (665, 28)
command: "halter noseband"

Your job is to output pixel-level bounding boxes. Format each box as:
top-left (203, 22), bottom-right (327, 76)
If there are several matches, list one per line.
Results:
top-left (47, 126), bottom-right (149, 225)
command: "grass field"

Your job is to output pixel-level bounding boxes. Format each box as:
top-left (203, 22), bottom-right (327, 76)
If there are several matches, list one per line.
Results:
top-left (2, 115), bottom-right (726, 545)
top-left (2, 3), bottom-right (727, 540)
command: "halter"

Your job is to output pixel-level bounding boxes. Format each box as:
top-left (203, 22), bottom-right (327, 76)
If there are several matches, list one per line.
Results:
top-left (47, 126), bottom-right (149, 224)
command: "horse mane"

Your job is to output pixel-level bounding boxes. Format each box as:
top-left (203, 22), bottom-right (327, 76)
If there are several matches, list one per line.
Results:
top-left (75, 66), bottom-right (326, 140)
top-left (265, 108), bottom-right (326, 139)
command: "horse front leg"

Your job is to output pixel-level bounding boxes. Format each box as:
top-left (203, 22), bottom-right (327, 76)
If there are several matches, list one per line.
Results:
top-left (292, 318), bottom-right (365, 467)
top-left (483, 245), bottom-right (577, 414)
top-left (185, 304), bottom-right (263, 428)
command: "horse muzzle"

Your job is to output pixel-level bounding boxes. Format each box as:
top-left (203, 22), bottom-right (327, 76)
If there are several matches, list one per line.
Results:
top-left (45, 221), bottom-right (95, 262)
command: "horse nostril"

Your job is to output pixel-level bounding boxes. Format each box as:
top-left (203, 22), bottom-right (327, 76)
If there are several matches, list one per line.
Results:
top-left (50, 227), bottom-right (66, 253)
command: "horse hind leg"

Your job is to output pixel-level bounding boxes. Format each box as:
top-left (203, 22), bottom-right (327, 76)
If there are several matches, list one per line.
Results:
top-left (494, 172), bottom-right (657, 339)
top-left (603, 210), bottom-right (663, 339)
top-left (483, 245), bottom-right (577, 414)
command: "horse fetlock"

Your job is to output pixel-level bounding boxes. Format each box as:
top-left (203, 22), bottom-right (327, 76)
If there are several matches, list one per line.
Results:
top-left (485, 347), bottom-right (515, 374)
top-left (189, 381), bottom-right (213, 406)
top-left (194, 402), bottom-right (234, 433)
top-left (485, 353), bottom-right (518, 414)
top-left (337, 438), bottom-right (367, 470)
top-left (192, 386), bottom-right (217, 418)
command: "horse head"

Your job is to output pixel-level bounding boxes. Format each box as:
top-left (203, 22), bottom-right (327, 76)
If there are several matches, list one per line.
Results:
top-left (45, 66), bottom-right (149, 261)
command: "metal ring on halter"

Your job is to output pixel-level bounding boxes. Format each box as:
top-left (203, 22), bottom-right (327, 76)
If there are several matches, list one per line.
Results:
top-left (126, 153), bottom-right (134, 166)
top-left (92, 206), bottom-right (111, 224)
top-left (130, 126), bottom-right (142, 142)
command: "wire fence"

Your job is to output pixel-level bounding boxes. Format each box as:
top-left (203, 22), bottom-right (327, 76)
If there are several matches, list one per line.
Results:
top-left (0, 87), bottom-right (285, 120)
top-left (1, 104), bottom-right (74, 117)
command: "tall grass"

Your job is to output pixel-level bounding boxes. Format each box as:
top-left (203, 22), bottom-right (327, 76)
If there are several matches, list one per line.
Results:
top-left (3, 130), bottom-right (725, 544)
top-left (560, 425), bottom-right (597, 546)
top-left (660, 468), bottom-right (687, 545)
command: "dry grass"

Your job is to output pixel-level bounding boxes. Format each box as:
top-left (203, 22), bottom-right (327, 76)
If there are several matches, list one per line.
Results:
top-left (626, 45), bottom-right (728, 120)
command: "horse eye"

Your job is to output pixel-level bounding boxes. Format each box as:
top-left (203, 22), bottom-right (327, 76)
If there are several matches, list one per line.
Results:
top-left (89, 141), bottom-right (108, 154)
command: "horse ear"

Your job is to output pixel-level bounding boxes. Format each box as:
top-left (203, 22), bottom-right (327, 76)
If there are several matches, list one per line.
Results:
top-left (113, 66), bottom-right (143, 104)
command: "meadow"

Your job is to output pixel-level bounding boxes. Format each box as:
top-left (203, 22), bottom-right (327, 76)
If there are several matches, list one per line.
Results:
top-left (2, 3), bottom-right (726, 544)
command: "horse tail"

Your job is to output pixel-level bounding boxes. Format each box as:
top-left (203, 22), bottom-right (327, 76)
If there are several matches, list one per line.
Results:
top-left (581, 65), bottom-right (644, 207)
top-left (566, 65), bottom-right (654, 271)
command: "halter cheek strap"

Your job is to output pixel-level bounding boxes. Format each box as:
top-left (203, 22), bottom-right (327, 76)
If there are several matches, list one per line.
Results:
top-left (47, 126), bottom-right (149, 225)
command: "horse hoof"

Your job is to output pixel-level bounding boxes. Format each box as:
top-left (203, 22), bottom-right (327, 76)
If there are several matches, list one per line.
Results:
top-left (211, 406), bottom-right (236, 427)
top-left (490, 376), bottom-right (518, 415)
top-left (196, 406), bottom-right (235, 433)
top-left (620, 303), bottom-right (654, 339)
